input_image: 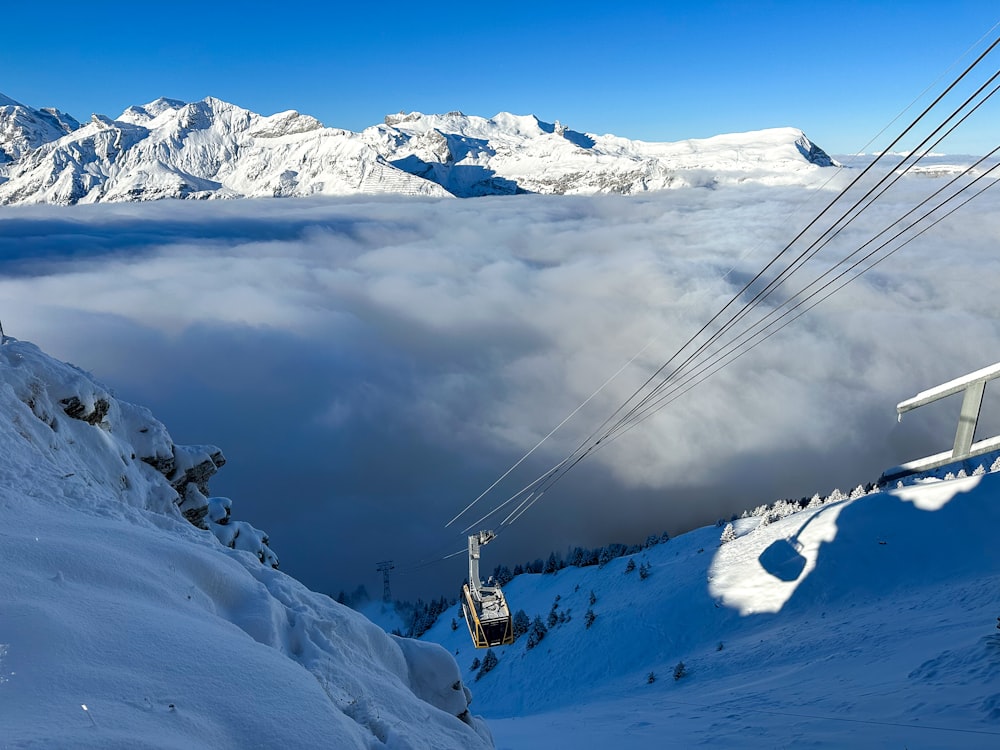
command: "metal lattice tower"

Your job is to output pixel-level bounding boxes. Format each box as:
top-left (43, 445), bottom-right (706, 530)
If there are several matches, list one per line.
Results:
top-left (376, 560), bottom-right (394, 602)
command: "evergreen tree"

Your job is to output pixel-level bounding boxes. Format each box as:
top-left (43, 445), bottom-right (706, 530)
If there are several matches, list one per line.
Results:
top-left (625, 558), bottom-right (636, 573)
top-left (598, 545), bottom-right (616, 567)
top-left (584, 608), bottom-right (596, 629)
top-left (526, 615), bottom-right (548, 649)
top-left (476, 649), bottom-right (498, 681)
top-left (470, 656), bottom-right (481, 671)
top-left (673, 661), bottom-right (687, 680)
top-left (639, 561), bottom-right (651, 580)
top-left (512, 609), bottom-right (530, 639)
top-left (719, 523), bottom-right (737, 544)
top-left (544, 552), bottom-right (560, 574)
top-left (547, 607), bottom-right (559, 629)
top-left (547, 595), bottom-right (561, 628)
top-left (589, 590), bottom-right (597, 606)
top-left (647, 671), bottom-right (656, 684)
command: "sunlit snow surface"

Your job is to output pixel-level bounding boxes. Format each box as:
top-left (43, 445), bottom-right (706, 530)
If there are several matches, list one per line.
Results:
top-left (0, 339), bottom-right (491, 749)
top-left (0, 93), bottom-right (836, 204)
top-left (416, 474), bottom-right (1000, 749)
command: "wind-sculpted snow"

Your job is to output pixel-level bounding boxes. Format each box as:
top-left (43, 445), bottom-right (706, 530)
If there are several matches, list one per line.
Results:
top-left (0, 338), bottom-right (492, 748)
top-left (0, 92), bottom-right (835, 203)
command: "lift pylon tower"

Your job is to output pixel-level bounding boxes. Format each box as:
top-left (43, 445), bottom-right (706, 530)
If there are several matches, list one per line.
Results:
top-left (376, 560), bottom-right (394, 602)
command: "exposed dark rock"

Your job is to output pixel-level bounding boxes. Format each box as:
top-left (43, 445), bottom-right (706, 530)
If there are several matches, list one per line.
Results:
top-left (177, 484), bottom-right (210, 529)
top-left (60, 396), bottom-right (110, 425)
top-left (141, 453), bottom-right (175, 476)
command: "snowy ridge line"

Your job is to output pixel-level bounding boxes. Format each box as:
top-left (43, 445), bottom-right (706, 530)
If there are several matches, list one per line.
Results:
top-left (0, 337), bottom-right (494, 748)
top-left (0, 92), bottom-right (837, 205)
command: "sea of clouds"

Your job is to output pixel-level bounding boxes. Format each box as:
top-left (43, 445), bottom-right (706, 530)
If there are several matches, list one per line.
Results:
top-left (2, 176), bottom-right (998, 599)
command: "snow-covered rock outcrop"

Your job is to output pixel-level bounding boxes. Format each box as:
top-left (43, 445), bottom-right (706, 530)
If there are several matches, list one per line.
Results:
top-left (0, 92), bottom-right (836, 204)
top-left (0, 337), bottom-right (492, 748)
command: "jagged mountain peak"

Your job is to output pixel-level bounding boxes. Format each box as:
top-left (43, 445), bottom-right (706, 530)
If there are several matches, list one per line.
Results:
top-left (0, 93), bottom-right (838, 204)
top-left (118, 96), bottom-right (187, 125)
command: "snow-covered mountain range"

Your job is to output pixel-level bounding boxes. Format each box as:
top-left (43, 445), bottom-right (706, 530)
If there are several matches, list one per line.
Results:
top-left (0, 337), bottom-right (492, 748)
top-left (0, 92), bottom-right (836, 204)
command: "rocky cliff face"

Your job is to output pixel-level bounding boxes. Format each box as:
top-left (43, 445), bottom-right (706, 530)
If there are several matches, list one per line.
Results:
top-left (0, 93), bottom-right (836, 204)
top-left (7, 335), bottom-right (278, 567)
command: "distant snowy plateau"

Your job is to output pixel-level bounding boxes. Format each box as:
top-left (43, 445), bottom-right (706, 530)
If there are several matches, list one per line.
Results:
top-left (0, 92), bottom-right (839, 204)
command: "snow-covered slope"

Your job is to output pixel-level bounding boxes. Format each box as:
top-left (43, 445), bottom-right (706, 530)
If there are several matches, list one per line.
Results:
top-left (419, 476), bottom-right (1000, 748)
top-left (0, 92), bottom-right (835, 204)
top-left (0, 337), bottom-right (492, 748)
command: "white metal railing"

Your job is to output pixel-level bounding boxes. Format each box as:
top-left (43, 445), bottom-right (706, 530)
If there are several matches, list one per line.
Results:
top-left (881, 362), bottom-right (1000, 482)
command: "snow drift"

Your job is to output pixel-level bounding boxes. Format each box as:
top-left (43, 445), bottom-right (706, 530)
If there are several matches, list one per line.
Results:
top-left (0, 337), bottom-right (492, 748)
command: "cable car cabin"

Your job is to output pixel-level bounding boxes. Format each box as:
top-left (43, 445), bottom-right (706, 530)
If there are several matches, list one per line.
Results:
top-left (461, 530), bottom-right (514, 649)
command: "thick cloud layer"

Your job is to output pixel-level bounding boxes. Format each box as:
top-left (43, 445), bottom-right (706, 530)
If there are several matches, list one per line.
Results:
top-left (3, 181), bottom-right (999, 599)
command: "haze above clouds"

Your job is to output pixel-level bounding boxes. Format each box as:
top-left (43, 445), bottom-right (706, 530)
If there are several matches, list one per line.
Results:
top-left (3, 178), bottom-right (999, 599)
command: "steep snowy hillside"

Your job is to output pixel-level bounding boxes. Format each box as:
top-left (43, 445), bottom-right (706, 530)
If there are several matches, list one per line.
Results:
top-left (420, 476), bottom-right (1000, 748)
top-left (0, 337), bottom-right (492, 749)
top-left (0, 92), bottom-right (836, 204)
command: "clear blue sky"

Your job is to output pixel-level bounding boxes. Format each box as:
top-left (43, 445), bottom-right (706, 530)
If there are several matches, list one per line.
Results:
top-left (2, 1), bottom-right (997, 154)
